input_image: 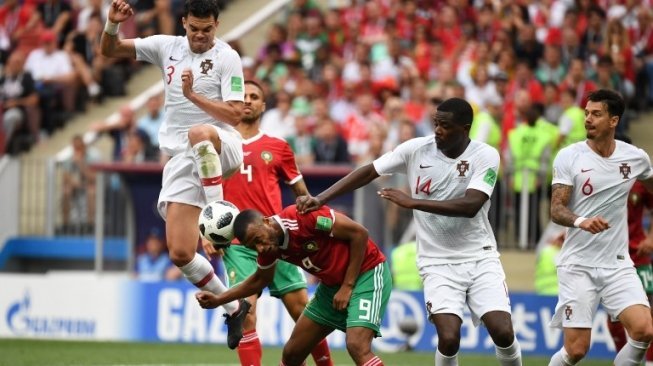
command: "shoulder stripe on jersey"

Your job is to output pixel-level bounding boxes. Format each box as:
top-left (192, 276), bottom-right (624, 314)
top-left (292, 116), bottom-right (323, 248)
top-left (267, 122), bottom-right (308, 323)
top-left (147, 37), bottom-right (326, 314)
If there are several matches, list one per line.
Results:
top-left (258, 260), bottom-right (277, 270)
top-left (287, 175), bottom-right (303, 185)
top-left (329, 209), bottom-right (336, 237)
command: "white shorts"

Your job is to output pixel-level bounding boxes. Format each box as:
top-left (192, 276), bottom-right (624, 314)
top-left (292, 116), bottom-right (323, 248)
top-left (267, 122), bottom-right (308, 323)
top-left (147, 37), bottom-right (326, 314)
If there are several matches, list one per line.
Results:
top-left (421, 257), bottom-right (512, 327)
top-left (157, 126), bottom-right (243, 219)
top-left (550, 265), bottom-right (649, 329)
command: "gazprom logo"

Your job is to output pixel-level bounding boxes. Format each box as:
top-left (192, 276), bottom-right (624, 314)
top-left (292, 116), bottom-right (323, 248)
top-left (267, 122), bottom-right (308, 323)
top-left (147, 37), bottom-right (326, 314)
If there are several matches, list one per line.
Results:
top-left (6, 292), bottom-right (96, 337)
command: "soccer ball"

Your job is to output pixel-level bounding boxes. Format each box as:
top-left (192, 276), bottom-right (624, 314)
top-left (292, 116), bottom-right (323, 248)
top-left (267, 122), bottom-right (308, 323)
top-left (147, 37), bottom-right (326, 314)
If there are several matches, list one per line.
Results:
top-left (198, 200), bottom-right (240, 247)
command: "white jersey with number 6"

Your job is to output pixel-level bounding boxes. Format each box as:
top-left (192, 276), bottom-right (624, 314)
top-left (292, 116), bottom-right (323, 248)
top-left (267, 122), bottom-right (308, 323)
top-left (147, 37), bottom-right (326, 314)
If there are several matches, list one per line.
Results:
top-left (552, 140), bottom-right (653, 268)
top-left (134, 35), bottom-right (245, 156)
top-left (373, 137), bottom-right (500, 268)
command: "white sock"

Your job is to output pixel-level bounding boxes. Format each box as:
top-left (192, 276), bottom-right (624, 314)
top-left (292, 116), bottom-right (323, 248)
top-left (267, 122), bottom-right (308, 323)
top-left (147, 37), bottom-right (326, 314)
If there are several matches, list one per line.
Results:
top-left (179, 253), bottom-right (238, 314)
top-left (192, 140), bottom-right (223, 203)
top-left (615, 338), bottom-right (650, 366)
top-left (496, 339), bottom-right (522, 366)
top-left (435, 349), bottom-right (458, 366)
top-left (548, 347), bottom-right (577, 366)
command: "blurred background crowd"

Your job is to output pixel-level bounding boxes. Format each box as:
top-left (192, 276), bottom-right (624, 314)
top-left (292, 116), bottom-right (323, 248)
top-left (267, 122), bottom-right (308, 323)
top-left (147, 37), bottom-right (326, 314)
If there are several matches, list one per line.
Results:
top-left (3, 0), bottom-right (653, 280)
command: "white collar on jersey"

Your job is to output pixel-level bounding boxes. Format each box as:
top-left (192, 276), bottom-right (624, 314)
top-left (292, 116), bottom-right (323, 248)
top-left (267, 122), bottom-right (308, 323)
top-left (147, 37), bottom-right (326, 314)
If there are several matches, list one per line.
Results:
top-left (271, 215), bottom-right (289, 249)
top-left (242, 131), bottom-right (264, 145)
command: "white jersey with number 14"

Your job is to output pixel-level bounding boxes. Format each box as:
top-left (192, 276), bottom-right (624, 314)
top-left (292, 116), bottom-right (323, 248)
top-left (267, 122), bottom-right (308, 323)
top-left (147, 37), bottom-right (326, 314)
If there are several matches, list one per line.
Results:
top-left (373, 137), bottom-right (500, 268)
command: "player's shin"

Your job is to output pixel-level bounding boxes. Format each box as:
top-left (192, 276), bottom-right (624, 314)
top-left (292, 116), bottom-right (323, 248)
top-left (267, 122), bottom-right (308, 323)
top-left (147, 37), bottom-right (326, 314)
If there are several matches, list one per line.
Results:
top-left (180, 253), bottom-right (238, 314)
top-left (495, 338), bottom-right (522, 366)
top-left (192, 140), bottom-right (224, 202)
top-left (614, 337), bottom-right (651, 366)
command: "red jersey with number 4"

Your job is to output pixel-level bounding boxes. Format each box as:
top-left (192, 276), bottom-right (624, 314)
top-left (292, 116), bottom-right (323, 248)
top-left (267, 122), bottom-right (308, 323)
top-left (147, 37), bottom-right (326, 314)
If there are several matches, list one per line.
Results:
top-left (257, 205), bottom-right (386, 286)
top-left (224, 132), bottom-right (302, 217)
top-left (628, 181), bottom-right (653, 266)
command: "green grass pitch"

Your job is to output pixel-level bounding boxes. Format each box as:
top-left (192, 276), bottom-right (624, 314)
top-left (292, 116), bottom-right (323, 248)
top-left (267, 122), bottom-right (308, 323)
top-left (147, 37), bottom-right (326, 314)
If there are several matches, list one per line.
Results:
top-left (0, 339), bottom-right (613, 366)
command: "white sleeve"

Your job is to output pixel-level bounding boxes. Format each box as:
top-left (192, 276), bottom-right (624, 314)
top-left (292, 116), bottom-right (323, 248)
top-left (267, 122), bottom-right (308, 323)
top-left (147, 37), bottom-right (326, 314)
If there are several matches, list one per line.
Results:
top-left (218, 48), bottom-right (245, 102)
top-left (551, 147), bottom-right (574, 186)
top-left (373, 139), bottom-right (413, 176)
top-left (467, 146), bottom-right (500, 197)
top-left (637, 148), bottom-right (653, 180)
top-left (134, 35), bottom-right (170, 67)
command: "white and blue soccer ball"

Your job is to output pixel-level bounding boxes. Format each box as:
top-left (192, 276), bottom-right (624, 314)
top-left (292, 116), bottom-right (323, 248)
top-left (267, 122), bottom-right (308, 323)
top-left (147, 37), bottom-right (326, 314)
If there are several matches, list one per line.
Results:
top-left (198, 200), bottom-right (240, 246)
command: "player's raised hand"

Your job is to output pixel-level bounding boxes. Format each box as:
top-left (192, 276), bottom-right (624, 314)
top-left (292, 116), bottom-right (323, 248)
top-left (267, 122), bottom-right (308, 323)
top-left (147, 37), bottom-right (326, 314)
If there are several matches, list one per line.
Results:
top-left (378, 187), bottom-right (414, 208)
top-left (296, 195), bottom-right (322, 214)
top-left (195, 291), bottom-right (221, 309)
top-left (181, 68), bottom-right (194, 98)
top-left (108, 0), bottom-right (134, 24)
top-left (578, 216), bottom-right (610, 234)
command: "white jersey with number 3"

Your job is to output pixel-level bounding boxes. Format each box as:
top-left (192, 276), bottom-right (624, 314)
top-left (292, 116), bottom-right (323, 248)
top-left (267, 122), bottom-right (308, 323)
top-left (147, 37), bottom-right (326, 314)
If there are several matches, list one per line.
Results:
top-left (373, 137), bottom-right (500, 268)
top-left (552, 141), bottom-right (653, 268)
top-left (134, 35), bottom-right (245, 156)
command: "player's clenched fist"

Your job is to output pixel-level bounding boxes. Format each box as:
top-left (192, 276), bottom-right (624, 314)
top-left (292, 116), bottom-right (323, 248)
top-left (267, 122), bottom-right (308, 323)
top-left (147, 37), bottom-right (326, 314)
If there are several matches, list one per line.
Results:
top-left (578, 216), bottom-right (610, 234)
top-left (195, 291), bottom-right (221, 309)
top-left (108, 0), bottom-right (134, 23)
top-left (181, 69), bottom-right (194, 99)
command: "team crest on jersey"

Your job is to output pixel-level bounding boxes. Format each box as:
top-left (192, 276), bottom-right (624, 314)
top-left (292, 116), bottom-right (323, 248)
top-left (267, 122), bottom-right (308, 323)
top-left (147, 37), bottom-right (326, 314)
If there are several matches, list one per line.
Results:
top-left (630, 192), bottom-right (640, 205)
top-left (619, 163), bottom-right (631, 179)
top-left (303, 241), bottom-right (318, 253)
top-left (229, 270), bottom-right (236, 281)
top-left (564, 305), bottom-right (572, 320)
top-left (200, 59), bottom-right (213, 75)
top-left (456, 160), bottom-right (469, 177)
top-left (261, 151), bottom-right (273, 164)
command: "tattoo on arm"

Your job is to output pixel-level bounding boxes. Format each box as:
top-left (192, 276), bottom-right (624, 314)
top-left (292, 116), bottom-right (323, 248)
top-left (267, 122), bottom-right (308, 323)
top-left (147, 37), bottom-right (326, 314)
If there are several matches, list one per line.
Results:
top-left (550, 184), bottom-right (579, 227)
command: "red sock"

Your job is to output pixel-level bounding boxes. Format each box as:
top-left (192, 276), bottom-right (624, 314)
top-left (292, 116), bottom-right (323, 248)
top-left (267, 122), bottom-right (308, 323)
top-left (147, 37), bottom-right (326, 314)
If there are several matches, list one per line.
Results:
top-left (647, 341), bottom-right (653, 362)
top-left (607, 319), bottom-right (627, 351)
top-left (237, 329), bottom-right (262, 366)
top-left (362, 356), bottom-right (383, 366)
top-left (310, 338), bottom-right (333, 366)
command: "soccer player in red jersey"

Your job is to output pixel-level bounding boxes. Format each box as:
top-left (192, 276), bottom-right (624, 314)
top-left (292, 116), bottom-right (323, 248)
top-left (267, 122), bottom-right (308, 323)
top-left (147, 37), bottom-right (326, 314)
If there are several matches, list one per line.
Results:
top-left (196, 204), bottom-right (392, 366)
top-left (607, 179), bottom-right (653, 364)
top-left (205, 80), bottom-right (331, 366)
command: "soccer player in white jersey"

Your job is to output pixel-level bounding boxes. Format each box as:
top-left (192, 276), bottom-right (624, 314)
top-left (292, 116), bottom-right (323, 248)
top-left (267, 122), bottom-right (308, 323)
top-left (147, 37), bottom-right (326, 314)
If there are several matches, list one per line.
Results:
top-left (297, 98), bottom-right (522, 366)
top-left (100, 0), bottom-right (250, 349)
top-left (548, 89), bottom-right (653, 366)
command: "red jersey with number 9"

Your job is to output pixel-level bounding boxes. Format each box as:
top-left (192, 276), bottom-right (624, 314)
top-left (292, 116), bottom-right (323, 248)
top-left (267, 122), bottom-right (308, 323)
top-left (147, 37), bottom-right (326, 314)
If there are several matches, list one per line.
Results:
top-left (257, 205), bottom-right (386, 286)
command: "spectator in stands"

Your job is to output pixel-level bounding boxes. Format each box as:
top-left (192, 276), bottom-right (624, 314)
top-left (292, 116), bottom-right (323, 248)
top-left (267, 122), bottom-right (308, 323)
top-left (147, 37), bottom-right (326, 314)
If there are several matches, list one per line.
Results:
top-left (61, 134), bottom-right (100, 232)
top-left (136, 94), bottom-right (164, 148)
top-left (286, 112), bottom-right (315, 167)
top-left (36, 0), bottom-right (73, 44)
top-left (556, 88), bottom-right (586, 150)
top-left (25, 30), bottom-right (76, 135)
top-left (91, 105), bottom-right (136, 161)
top-left (136, 231), bottom-right (180, 282)
top-left (0, 51), bottom-right (39, 154)
top-left (76, 0), bottom-right (109, 32)
top-left (64, 14), bottom-right (104, 101)
top-left (132, 0), bottom-right (174, 36)
top-left (121, 129), bottom-right (157, 163)
top-left (260, 90), bottom-right (295, 139)
top-left (536, 44), bottom-right (567, 85)
top-left (313, 118), bottom-right (349, 165)
top-left (0, 0), bottom-right (40, 60)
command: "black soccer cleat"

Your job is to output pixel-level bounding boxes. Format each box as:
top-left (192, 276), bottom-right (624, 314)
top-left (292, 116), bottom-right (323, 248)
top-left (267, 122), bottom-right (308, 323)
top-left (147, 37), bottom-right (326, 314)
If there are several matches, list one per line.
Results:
top-left (223, 299), bottom-right (251, 350)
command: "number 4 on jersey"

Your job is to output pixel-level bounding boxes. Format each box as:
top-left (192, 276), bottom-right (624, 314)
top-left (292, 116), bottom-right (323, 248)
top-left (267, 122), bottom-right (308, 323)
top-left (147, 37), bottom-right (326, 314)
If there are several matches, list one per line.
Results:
top-left (415, 176), bottom-right (432, 195)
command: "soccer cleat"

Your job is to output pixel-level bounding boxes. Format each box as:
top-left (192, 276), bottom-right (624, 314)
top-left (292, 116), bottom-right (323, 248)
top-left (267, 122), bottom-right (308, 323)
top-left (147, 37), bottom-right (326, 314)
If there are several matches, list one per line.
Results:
top-left (223, 299), bottom-right (251, 349)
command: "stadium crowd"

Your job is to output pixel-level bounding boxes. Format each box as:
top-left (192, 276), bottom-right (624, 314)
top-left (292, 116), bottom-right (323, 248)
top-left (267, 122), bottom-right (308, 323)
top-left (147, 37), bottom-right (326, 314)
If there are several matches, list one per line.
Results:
top-left (17, 0), bottom-right (653, 246)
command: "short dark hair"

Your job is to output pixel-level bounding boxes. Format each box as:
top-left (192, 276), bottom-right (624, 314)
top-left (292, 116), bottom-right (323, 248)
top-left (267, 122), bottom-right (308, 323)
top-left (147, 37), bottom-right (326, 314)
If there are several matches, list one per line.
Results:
top-left (184, 0), bottom-right (220, 20)
top-left (586, 89), bottom-right (625, 119)
top-left (233, 209), bottom-right (263, 243)
top-left (437, 97), bottom-right (474, 126)
top-left (245, 80), bottom-right (265, 97)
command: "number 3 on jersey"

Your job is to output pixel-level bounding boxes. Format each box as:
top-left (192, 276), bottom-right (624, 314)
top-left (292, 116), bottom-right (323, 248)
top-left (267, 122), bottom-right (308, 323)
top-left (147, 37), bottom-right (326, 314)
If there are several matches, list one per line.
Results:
top-left (240, 164), bottom-right (252, 182)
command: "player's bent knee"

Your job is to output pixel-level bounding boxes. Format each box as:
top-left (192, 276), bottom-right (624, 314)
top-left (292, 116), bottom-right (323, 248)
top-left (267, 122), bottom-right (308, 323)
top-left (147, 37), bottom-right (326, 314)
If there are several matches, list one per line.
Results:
top-left (490, 326), bottom-right (516, 347)
top-left (566, 341), bottom-right (590, 361)
top-left (281, 344), bottom-right (306, 366)
top-left (629, 324), bottom-right (653, 343)
top-left (345, 338), bottom-right (371, 363)
top-left (188, 124), bottom-right (219, 145)
top-left (167, 247), bottom-right (194, 266)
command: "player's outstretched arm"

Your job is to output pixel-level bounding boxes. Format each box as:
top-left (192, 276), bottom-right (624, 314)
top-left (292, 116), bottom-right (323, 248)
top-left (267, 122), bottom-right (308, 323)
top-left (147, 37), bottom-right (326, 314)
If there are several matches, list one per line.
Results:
top-left (195, 266), bottom-right (275, 309)
top-left (379, 187), bottom-right (488, 218)
top-left (296, 163), bottom-right (380, 214)
top-left (100, 0), bottom-right (136, 59)
top-left (329, 212), bottom-right (368, 311)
